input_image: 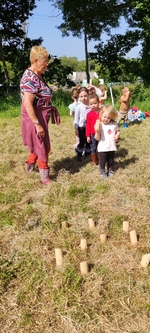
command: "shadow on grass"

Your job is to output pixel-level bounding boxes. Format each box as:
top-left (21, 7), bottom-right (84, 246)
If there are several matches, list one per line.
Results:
top-left (115, 146), bottom-right (139, 170)
top-left (52, 146), bottom-right (139, 179)
top-left (52, 154), bottom-right (91, 177)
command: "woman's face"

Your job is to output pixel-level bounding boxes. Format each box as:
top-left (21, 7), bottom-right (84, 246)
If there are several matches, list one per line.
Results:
top-left (35, 57), bottom-right (49, 74)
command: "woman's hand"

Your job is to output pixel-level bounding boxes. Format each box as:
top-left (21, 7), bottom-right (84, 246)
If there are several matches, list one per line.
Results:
top-left (35, 124), bottom-right (45, 138)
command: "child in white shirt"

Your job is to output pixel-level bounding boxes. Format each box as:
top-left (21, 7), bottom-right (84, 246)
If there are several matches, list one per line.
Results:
top-left (95, 105), bottom-right (120, 178)
top-left (74, 87), bottom-right (91, 161)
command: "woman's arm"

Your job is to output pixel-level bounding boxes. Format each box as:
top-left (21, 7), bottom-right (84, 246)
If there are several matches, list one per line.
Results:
top-left (23, 92), bottom-right (45, 137)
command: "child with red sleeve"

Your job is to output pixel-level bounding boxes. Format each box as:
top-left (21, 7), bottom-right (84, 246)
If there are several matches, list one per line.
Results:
top-left (86, 94), bottom-right (101, 165)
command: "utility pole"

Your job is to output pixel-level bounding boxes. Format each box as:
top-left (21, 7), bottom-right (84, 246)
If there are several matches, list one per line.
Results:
top-left (83, 19), bottom-right (90, 84)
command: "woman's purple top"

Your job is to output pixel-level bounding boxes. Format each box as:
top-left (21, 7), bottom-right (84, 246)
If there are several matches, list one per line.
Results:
top-left (20, 69), bottom-right (52, 162)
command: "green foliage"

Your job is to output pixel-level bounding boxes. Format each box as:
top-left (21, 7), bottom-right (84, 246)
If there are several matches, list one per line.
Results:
top-left (0, 93), bottom-right (20, 118)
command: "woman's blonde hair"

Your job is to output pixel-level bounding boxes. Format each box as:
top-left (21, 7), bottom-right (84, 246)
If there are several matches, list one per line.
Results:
top-left (100, 104), bottom-right (117, 121)
top-left (30, 46), bottom-right (49, 64)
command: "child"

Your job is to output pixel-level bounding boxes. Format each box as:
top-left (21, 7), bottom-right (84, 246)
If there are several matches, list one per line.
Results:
top-left (86, 94), bottom-right (101, 165)
top-left (68, 87), bottom-right (80, 147)
top-left (98, 84), bottom-right (107, 106)
top-left (118, 87), bottom-right (132, 128)
top-left (74, 87), bottom-right (91, 162)
top-left (95, 105), bottom-right (120, 178)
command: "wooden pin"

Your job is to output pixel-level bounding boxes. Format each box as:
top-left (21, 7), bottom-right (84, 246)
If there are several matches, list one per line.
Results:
top-left (80, 238), bottom-right (87, 250)
top-left (141, 254), bottom-right (150, 268)
top-left (62, 221), bottom-right (68, 229)
top-left (130, 230), bottom-right (138, 246)
top-left (88, 218), bottom-right (95, 229)
top-left (100, 233), bottom-right (107, 243)
top-left (55, 248), bottom-right (63, 266)
top-left (123, 221), bottom-right (129, 233)
top-left (80, 261), bottom-right (89, 275)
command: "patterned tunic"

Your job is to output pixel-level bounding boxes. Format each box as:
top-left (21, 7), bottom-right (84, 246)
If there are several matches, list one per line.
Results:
top-left (20, 69), bottom-right (52, 106)
top-left (20, 69), bottom-right (52, 162)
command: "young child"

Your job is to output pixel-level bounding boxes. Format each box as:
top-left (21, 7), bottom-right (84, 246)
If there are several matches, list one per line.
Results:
top-left (68, 87), bottom-right (80, 146)
top-left (95, 105), bottom-right (120, 178)
top-left (86, 94), bottom-right (101, 165)
top-left (98, 84), bottom-right (107, 106)
top-left (74, 87), bottom-right (91, 162)
top-left (118, 86), bottom-right (132, 128)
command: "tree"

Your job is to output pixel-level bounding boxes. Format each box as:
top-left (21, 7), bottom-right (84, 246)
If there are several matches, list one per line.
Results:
top-left (48, 0), bottom-right (134, 83)
top-left (44, 57), bottom-right (74, 86)
top-left (89, 30), bottom-right (140, 82)
top-left (0, 0), bottom-right (36, 88)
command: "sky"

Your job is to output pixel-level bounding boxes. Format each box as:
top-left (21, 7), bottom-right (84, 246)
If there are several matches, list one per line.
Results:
top-left (27, 0), bottom-right (141, 61)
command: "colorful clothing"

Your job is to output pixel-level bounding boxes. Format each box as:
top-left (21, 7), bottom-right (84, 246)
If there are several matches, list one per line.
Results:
top-left (68, 101), bottom-right (80, 117)
top-left (74, 103), bottom-right (91, 129)
top-left (20, 69), bottom-right (52, 107)
top-left (20, 69), bottom-right (54, 163)
top-left (74, 103), bottom-right (91, 157)
top-left (97, 121), bottom-right (119, 152)
top-left (86, 110), bottom-right (100, 137)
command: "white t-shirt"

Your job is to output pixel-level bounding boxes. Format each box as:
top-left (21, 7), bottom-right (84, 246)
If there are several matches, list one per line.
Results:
top-left (97, 121), bottom-right (118, 152)
top-left (74, 103), bottom-right (91, 128)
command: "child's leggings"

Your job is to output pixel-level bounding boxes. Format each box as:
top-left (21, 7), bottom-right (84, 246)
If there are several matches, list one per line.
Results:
top-left (99, 151), bottom-right (115, 170)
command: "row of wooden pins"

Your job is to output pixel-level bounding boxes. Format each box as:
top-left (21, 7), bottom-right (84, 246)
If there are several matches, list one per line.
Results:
top-left (55, 248), bottom-right (89, 274)
top-left (59, 219), bottom-right (150, 271)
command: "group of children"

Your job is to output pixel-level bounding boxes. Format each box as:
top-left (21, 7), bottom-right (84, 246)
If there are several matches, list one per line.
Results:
top-left (68, 84), bottom-right (131, 178)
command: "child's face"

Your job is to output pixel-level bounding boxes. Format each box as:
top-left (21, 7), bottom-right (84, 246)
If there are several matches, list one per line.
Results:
top-left (101, 111), bottom-right (111, 124)
top-left (89, 98), bottom-right (99, 111)
top-left (72, 93), bottom-right (78, 101)
top-left (79, 91), bottom-right (89, 104)
top-left (123, 88), bottom-right (130, 95)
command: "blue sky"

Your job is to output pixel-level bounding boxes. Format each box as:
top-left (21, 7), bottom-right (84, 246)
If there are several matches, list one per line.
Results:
top-left (27, 0), bottom-right (141, 61)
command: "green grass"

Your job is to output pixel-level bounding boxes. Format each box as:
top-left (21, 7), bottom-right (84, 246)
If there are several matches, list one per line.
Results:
top-left (0, 92), bottom-right (150, 333)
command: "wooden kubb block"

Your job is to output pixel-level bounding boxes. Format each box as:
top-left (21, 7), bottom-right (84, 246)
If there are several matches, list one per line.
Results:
top-left (80, 238), bottom-right (88, 250)
top-left (88, 218), bottom-right (95, 229)
top-left (55, 248), bottom-right (63, 266)
top-left (130, 230), bottom-right (138, 245)
top-left (80, 261), bottom-right (89, 275)
top-left (141, 254), bottom-right (150, 268)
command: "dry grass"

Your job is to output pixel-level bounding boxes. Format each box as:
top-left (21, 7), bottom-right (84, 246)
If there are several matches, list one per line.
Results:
top-left (0, 114), bottom-right (150, 333)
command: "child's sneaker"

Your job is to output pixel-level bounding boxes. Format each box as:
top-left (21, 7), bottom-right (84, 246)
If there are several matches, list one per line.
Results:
top-left (108, 168), bottom-right (114, 177)
top-left (100, 168), bottom-right (107, 178)
top-left (123, 122), bottom-right (128, 128)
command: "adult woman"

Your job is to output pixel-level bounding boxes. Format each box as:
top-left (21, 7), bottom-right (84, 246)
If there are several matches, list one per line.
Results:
top-left (20, 45), bottom-right (59, 184)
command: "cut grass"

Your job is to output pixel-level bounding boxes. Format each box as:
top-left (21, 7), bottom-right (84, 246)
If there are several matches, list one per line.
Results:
top-left (0, 106), bottom-right (150, 333)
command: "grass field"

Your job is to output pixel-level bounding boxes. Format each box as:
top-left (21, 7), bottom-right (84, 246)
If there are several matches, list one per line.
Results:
top-left (0, 101), bottom-right (150, 333)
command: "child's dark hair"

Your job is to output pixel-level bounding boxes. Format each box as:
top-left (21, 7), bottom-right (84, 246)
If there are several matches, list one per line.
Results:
top-left (78, 86), bottom-right (88, 95)
top-left (71, 87), bottom-right (79, 98)
top-left (89, 93), bottom-right (99, 102)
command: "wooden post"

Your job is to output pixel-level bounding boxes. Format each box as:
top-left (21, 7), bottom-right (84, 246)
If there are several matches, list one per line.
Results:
top-left (55, 248), bottom-right (63, 266)
top-left (80, 238), bottom-right (87, 250)
top-left (141, 254), bottom-right (150, 268)
top-left (123, 221), bottom-right (129, 233)
top-left (100, 233), bottom-right (107, 243)
top-left (62, 221), bottom-right (68, 229)
top-left (80, 261), bottom-right (89, 275)
top-left (130, 230), bottom-right (138, 245)
top-left (88, 218), bottom-right (95, 229)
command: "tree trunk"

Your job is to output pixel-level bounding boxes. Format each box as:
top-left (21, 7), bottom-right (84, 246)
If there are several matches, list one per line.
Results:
top-left (83, 20), bottom-right (90, 84)
top-left (0, 34), bottom-right (10, 93)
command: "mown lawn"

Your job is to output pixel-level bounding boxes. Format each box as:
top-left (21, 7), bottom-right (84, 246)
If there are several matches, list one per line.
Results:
top-left (0, 104), bottom-right (150, 333)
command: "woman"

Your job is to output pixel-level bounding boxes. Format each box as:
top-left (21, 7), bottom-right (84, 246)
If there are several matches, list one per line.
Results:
top-left (20, 45), bottom-right (59, 185)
